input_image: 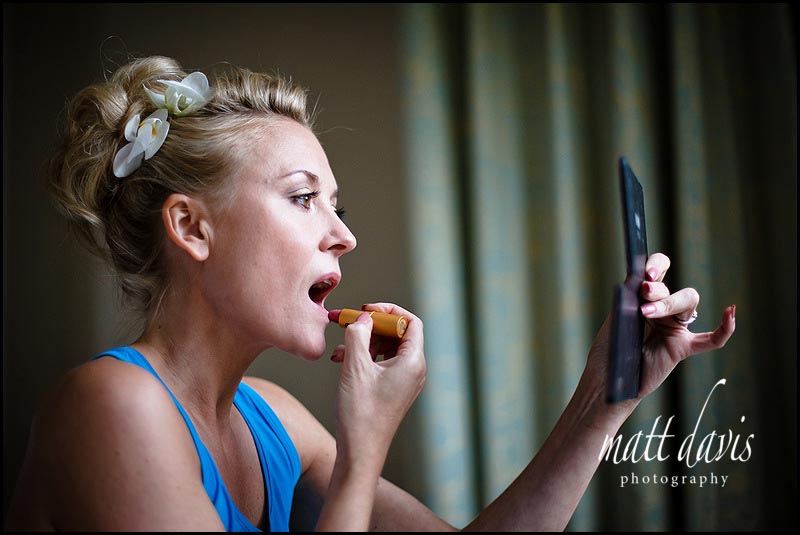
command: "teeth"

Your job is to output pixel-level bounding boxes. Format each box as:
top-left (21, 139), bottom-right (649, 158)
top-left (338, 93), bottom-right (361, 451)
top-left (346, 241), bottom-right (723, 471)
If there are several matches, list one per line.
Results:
top-left (309, 279), bottom-right (335, 303)
top-left (311, 279), bottom-right (333, 290)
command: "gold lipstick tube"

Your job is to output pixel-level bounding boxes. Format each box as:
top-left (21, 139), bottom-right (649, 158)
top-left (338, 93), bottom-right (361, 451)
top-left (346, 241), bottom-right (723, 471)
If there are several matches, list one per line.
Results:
top-left (333, 309), bottom-right (408, 339)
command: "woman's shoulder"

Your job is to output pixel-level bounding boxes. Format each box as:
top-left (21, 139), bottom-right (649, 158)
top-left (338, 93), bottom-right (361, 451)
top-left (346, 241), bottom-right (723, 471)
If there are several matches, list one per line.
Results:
top-left (34, 355), bottom-right (197, 468)
top-left (39, 355), bottom-right (179, 425)
top-left (7, 355), bottom-right (216, 531)
top-left (241, 376), bottom-right (325, 435)
top-left (242, 376), bottom-right (335, 472)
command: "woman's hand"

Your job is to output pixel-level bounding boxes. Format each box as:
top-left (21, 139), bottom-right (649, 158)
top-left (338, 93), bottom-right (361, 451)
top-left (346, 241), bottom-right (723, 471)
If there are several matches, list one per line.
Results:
top-left (318, 303), bottom-right (426, 530)
top-left (329, 303), bottom-right (427, 465)
top-left (636, 253), bottom-right (736, 397)
top-left (586, 252), bottom-right (736, 402)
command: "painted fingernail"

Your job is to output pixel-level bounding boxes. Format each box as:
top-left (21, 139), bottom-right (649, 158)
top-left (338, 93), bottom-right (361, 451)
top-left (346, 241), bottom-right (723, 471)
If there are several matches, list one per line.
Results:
top-left (647, 269), bottom-right (658, 281)
top-left (731, 304), bottom-right (736, 320)
top-left (641, 303), bottom-right (657, 316)
top-left (642, 282), bottom-right (651, 293)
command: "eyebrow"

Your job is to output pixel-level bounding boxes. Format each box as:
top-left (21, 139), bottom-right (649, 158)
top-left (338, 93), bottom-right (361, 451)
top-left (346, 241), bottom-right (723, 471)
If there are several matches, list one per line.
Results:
top-left (280, 169), bottom-right (320, 183)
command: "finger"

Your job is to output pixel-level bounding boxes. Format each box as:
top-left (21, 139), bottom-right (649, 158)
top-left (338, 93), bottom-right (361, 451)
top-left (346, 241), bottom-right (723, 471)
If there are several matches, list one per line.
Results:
top-left (640, 281), bottom-right (670, 301)
top-left (640, 286), bottom-right (700, 320)
top-left (342, 312), bottom-right (374, 368)
top-left (645, 253), bottom-right (671, 282)
top-left (330, 344), bottom-right (345, 363)
top-left (688, 305), bottom-right (736, 355)
top-left (369, 337), bottom-right (399, 361)
top-left (363, 303), bottom-right (425, 371)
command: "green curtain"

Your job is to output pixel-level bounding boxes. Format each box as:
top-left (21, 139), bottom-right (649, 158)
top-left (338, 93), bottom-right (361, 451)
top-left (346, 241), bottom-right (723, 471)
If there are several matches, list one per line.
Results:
top-left (400, 3), bottom-right (795, 531)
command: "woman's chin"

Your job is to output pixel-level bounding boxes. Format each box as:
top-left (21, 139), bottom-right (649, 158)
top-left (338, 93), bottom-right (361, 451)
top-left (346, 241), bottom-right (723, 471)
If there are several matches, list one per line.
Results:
top-left (290, 338), bottom-right (328, 362)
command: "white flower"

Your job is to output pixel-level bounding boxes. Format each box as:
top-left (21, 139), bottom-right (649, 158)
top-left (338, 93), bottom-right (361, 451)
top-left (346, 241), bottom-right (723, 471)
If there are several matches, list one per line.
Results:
top-left (113, 71), bottom-right (211, 178)
top-left (112, 108), bottom-right (170, 178)
top-left (144, 71), bottom-right (212, 116)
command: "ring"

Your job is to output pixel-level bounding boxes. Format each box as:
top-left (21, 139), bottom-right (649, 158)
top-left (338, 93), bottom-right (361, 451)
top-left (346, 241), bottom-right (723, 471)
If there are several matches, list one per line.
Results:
top-left (673, 309), bottom-right (698, 325)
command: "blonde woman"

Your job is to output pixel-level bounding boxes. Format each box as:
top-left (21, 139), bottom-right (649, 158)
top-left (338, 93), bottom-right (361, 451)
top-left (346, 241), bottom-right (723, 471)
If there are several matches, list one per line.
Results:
top-left (6, 56), bottom-right (735, 531)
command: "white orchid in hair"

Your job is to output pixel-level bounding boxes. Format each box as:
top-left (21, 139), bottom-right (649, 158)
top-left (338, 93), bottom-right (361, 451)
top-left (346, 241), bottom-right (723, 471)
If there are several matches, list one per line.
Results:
top-left (112, 70), bottom-right (211, 178)
top-left (112, 109), bottom-right (170, 178)
top-left (144, 71), bottom-right (213, 116)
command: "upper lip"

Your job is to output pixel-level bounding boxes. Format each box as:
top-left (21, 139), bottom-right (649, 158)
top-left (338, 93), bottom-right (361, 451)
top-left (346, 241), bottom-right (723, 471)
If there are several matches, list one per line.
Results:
top-left (309, 272), bottom-right (340, 305)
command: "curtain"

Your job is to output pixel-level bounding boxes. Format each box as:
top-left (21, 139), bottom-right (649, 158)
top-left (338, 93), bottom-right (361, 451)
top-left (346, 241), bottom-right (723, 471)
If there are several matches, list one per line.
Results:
top-left (400, 3), bottom-right (795, 531)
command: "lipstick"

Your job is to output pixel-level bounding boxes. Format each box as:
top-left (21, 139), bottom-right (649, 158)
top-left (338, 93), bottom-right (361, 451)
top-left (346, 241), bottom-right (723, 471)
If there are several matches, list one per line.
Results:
top-left (328, 309), bottom-right (408, 339)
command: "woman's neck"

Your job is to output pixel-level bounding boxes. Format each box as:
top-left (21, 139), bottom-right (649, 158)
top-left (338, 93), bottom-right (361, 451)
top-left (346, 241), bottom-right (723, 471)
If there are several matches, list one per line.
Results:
top-left (132, 286), bottom-right (267, 425)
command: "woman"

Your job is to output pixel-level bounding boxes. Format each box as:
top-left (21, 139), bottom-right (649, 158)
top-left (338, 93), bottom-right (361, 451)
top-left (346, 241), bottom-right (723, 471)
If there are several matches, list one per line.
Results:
top-left (5, 56), bottom-right (735, 531)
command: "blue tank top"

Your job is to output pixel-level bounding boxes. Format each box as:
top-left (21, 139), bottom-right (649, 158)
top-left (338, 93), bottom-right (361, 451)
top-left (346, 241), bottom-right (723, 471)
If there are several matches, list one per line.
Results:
top-left (92, 346), bottom-right (301, 532)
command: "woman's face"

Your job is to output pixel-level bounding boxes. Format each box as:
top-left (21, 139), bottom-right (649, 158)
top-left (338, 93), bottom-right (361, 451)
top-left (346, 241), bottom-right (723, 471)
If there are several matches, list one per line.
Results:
top-left (203, 119), bottom-right (356, 359)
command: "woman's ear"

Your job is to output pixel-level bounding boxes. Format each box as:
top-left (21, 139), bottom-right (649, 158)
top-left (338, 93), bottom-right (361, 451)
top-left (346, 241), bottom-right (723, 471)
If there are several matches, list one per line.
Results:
top-left (162, 193), bottom-right (210, 262)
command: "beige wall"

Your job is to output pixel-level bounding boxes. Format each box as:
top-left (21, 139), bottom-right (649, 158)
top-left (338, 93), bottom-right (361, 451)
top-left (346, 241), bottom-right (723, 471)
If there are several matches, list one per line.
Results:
top-left (3, 3), bottom-right (422, 515)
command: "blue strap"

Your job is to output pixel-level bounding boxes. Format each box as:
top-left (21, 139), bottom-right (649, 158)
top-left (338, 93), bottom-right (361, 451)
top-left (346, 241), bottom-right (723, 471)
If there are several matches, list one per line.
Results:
top-left (92, 346), bottom-right (301, 531)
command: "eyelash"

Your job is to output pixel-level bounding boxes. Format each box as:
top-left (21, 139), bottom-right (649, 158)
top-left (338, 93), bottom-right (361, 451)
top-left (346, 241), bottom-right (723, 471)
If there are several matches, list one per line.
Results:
top-left (293, 191), bottom-right (346, 220)
top-left (293, 191), bottom-right (320, 209)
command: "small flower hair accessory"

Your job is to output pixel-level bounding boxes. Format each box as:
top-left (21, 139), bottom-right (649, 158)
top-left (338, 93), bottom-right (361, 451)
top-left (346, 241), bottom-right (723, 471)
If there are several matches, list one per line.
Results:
top-left (113, 71), bottom-right (212, 178)
top-left (144, 71), bottom-right (212, 116)
top-left (112, 109), bottom-right (170, 178)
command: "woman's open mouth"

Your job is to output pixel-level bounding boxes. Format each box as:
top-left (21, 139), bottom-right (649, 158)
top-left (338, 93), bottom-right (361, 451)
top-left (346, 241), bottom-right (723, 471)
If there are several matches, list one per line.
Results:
top-left (308, 275), bottom-right (339, 308)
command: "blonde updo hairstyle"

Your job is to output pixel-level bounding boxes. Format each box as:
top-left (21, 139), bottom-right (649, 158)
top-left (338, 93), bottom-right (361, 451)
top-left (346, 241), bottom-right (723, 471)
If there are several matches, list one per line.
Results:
top-left (48, 56), bottom-right (312, 316)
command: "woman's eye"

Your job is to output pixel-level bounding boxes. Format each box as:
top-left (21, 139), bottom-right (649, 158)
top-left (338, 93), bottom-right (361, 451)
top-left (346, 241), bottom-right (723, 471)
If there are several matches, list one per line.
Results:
top-left (293, 191), bottom-right (320, 210)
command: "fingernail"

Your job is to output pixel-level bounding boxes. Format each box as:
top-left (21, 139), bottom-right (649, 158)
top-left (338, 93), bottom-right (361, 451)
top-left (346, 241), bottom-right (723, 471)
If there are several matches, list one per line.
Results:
top-left (641, 303), bottom-right (657, 316)
top-left (642, 282), bottom-right (651, 293)
top-left (647, 269), bottom-right (658, 281)
top-left (731, 304), bottom-right (736, 320)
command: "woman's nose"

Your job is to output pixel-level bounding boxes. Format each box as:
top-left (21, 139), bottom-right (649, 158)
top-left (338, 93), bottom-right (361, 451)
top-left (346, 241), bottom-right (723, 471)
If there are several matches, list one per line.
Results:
top-left (325, 213), bottom-right (357, 255)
